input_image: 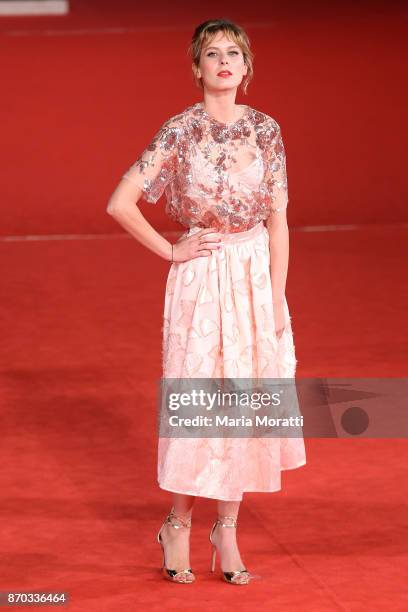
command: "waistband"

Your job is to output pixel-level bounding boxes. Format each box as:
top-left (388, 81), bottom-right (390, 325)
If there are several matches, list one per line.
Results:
top-left (186, 221), bottom-right (266, 245)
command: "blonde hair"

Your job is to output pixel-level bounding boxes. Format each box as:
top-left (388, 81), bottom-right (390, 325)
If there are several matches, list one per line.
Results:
top-left (188, 19), bottom-right (254, 95)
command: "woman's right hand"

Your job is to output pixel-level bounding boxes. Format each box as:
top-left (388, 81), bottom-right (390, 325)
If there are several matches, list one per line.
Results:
top-left (172, 228), bottom-right (223, 263)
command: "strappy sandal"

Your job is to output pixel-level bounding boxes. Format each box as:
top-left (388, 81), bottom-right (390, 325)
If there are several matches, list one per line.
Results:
top-left (209, 515), bottom-right (251, 585)
top-left (157, 507), bottom-right (195, 583)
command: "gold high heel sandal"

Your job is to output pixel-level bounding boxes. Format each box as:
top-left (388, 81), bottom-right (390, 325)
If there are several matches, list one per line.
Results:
top-left (209, 515), bottom-right (251, 585)
top-left (157, 507), bottom-right (195, 583)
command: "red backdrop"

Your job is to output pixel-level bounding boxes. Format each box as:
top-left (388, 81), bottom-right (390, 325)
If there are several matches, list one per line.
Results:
top-left (1, 1), bottom-right (406, 235)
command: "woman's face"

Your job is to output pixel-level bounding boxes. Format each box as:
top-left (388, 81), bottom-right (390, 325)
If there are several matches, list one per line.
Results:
top-left (195, 32), bottom-right (247, 93)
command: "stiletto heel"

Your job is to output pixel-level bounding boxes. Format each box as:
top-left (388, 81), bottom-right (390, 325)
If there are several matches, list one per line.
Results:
top-left (209, 515), bottom-right (251, 585)
top-left (157, 506), bottom-right (195, 583)
top-left (210, 544), bottom-right (217, 572)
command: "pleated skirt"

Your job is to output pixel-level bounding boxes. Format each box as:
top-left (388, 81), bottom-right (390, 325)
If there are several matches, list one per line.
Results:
top-left (158, 220), bottom-right (306, 501)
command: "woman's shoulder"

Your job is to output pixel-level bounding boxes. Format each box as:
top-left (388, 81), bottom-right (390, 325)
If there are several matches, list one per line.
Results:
top-left (249, 107), bottom-right (286, 154)
top-left (150, 108), bottom-right (188, 150)
top-left (158, 103), bottom-right (198, 131)
top-left (249, 106), bottom-right (282, 133)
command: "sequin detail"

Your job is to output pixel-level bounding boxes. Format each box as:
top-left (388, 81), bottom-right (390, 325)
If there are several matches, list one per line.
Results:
top-left (120, 102), bottom-right (289, 233)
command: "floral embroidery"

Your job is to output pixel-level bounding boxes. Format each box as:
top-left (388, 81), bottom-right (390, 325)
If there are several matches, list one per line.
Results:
top-left (120, 101), bottom-right (289, 232)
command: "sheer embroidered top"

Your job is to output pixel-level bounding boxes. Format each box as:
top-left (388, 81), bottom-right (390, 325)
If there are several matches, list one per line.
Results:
top-left (120, 101), bottom-right (289, 233)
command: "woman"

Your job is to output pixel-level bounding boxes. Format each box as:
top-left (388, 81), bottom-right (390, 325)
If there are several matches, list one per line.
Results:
top-left (107, 18), bottom-right (306, 585)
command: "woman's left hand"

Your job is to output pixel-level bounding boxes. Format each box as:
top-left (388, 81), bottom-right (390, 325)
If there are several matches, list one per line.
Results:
top-left (273, 300), bottom-right (286, 340)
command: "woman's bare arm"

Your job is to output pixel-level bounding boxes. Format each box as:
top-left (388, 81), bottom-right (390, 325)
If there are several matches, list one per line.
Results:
top-left (266, 209), bottom-right (289, 303)
top-left (106, 177), bottom-right (172, 261)
top-left (106, 177), bottom-right (222, 263)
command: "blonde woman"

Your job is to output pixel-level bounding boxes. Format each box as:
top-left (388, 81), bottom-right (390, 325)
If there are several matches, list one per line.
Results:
top-left (107, 18), bottom-right (306, 585)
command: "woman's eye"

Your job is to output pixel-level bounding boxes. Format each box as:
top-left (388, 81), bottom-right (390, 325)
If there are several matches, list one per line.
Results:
top-left (207, 51), bottom-right (240, 57)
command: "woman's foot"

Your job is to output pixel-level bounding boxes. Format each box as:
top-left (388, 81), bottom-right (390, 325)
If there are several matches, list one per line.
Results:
top-left (158, 509), bottom-right (194, 582)
top-left (210, 516), bottom-right (250, 585)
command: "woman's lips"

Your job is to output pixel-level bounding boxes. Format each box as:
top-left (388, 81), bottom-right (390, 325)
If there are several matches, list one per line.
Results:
top-left (217, 71), bottom-right (232, 78)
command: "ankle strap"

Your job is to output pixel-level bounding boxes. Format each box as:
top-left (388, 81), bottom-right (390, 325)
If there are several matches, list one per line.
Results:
top-left (166, 508), bottom-right (192, 529)
top-left (216, 515), bottom-right (238, 528)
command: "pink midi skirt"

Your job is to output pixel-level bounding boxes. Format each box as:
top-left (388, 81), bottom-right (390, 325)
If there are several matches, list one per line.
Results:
top-left (158, 221), bottom-right (306, 501)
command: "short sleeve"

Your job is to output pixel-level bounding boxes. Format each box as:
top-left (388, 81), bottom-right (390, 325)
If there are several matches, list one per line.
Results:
top-left (121, 120), bottom-right (181, 204)
top-left (264, 121), bottom-right (289, 214)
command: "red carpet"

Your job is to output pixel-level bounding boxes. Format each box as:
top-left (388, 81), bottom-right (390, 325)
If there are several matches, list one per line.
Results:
top-left (1, 1), bottom-right (407, 610)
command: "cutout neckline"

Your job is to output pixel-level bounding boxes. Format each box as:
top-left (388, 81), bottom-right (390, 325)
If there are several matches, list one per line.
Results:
top-left (229, 155), bottom-right (261, 176)
top-left (194, 145), bottom-right (262, 176)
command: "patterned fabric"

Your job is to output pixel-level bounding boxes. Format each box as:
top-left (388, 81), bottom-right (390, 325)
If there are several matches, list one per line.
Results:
top-left (121, 102), bottom-right (289, 232)
top-left (158, 222), bottom-right (306, 501)
top-left (121, 102), bottom-right (306, 500)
